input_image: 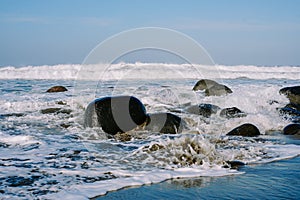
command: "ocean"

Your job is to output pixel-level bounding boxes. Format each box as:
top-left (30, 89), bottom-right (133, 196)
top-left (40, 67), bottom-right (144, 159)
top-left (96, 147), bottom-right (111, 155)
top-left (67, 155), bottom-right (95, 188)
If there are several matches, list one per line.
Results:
top-left (0, 63), bottom-right (299, 199)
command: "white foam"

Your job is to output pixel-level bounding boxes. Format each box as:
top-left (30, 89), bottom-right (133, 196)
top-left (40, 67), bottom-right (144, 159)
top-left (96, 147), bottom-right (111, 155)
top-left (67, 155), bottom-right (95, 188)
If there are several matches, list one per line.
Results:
top-left (1, 63), bottom-right (300, 199)
top-left (253, 144), bottom-right (300, 164)
top-left (47, 167), bottom-right (241, 199)
top-left (0, 63), bottom-right (299, 80)
top-left (0, 132), bottom-right (40, 146)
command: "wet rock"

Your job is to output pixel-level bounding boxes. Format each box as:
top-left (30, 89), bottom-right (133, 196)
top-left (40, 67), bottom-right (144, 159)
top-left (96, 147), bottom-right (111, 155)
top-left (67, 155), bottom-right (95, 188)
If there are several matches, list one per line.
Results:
top-left (41, 108), bottom-right (61, 114)
top-left (114, 132), bottom-right (132, 142)
top-left (46, 86), bottom-right (68, 93)
top-left (148, 143), bottom-right (165, 152)
top-left (278, 105), bottom-right (300, 116)
top-left (40, 108), bottom-right (72, 115)
top-left (82, 174), bottom-right (117, 183)
top-left (285, 103), bottom-right (300, 111)
top-left (192, 79), bottom-right (232, 96)
top-left (84, 96), bottom-right (147, 135)
top-left (60, 123), bottom-right (71, 128)
top-left (278, 103), bottom-right (300, 123)
top-left (186, 103), bottom-right (220, 117)
top-left (227, 123), bottom-right (260, 137)
top-left (0, 113), bottom-right (25, 119)
top-left (205, 84), bottom-right (233, 96)
top-left (220, 107), bottom-right (247, 119)
top-left (224, 160), bottom-right (245, 169)
top-left (143, 143), bottom-right (165, 153)
top-left (283, 124), bottom-right (300, 135)
top-left (145, 113), bottom-right (185, 134)
top-left (192, 79), bottom-right (219, 91)
top-left (279, 86), bottom-right (300, 105)
top-left (56, 101), bottom-right (67, 105)
top-left (58, 109), bottom-right (72, 114)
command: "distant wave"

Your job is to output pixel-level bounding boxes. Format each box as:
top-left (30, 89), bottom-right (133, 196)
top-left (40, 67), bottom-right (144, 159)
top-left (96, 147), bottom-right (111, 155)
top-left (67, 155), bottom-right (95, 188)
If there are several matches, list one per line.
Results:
top-left (0, 63), bottom-right (299, 80)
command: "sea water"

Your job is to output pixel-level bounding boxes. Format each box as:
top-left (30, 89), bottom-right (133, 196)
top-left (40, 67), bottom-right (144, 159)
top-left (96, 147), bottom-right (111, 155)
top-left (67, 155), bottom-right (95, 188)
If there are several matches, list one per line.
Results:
top-left (0, 63), bottom-right (299, 199)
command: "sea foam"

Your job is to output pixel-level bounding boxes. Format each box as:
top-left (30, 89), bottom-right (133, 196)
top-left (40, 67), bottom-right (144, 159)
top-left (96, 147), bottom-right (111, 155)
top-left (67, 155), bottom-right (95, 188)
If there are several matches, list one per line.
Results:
top-left (0, 63), bottom-right (299, 80)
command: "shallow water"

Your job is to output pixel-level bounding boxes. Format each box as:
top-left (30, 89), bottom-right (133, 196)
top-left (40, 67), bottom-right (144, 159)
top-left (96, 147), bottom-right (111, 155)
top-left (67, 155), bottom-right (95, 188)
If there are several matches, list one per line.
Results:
top-left (99, 156), bottom-right (300, 200)
top-left (0, 64), bottom-right (300, 199)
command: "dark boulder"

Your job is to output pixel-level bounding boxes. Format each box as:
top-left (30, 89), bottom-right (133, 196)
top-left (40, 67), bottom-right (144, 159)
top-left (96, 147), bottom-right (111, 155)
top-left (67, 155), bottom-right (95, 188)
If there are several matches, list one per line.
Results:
top-left (279, 86), bottom-right (300, 105)
top-left (284, 103), bottom-right (300, 111)
top-left (192, 79), bottom-right (232, 96)
top-left (224, 160), bottom-right (245, 169)
top-left (0, 113), bottom-right (25, 119)
top-left (145, 113), bottom-right (185, 134)
top-left (205, 84), bottom-right (233, 96)
top-left (46, 86), bottom-right (68, 93)
top-left (226, 123), bottom-right (260, 137)
top-left (40, 108), bottom-right (72, 115)
top-left (56, 101), bottom-right (67, 105)
top-left (220, 107), bottom-right (247, 119)
top-left (186, 103), bottom-right (220, 117)
top-left (283, 124), bottom-right (300, 135)
top-left (193, 79), bottom-right (219, 91)
top-left (84, 96), bottom-right (147, 135)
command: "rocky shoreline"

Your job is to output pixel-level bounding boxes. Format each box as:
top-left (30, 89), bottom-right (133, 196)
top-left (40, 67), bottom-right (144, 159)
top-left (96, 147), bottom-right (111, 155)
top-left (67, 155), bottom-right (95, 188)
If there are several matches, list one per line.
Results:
top-left (43, 80), bottom-right (300, 139)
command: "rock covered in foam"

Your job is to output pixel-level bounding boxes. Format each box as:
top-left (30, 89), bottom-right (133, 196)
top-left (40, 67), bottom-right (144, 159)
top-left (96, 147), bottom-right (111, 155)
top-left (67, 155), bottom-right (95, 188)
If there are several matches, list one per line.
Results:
top-left (278, 103), bottom-right (300, 123)
top-left (220, 107), bottom-right (247, 119)
top-left (84, 96), bottom-right (147, 135)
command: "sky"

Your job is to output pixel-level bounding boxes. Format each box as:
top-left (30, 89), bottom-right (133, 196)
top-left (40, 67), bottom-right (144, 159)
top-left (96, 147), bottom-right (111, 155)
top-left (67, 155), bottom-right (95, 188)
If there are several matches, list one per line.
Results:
top-left (0, 0), bottom-right (300, 66)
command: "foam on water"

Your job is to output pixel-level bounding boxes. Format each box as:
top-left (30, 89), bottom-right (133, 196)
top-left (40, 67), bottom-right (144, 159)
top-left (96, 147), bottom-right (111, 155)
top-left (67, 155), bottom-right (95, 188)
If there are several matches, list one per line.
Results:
top-left (0, 63), bottom-right (300, 199)
top-left (0, 63), bottom-right (300, 80)
top-left (48, 167), bottom-right (241, 199)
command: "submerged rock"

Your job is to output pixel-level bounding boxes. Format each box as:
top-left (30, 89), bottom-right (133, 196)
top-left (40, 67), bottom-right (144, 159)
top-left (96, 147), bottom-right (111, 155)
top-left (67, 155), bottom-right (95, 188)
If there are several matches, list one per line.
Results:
top-left (145, 112), bottom-right (185, 134)
top-left (279, 86), bottom-right (300, 105)
top-left (226, 123), bottom-right (260, 137)
top-left (84, 96), bottom-right (147, 135)
top-left (186, 103), bottom-right (220, 118)
top-left (46, 86), bottom-right (68, 93)
top-left (220, 107), bottom-right (247, 119)
top-left (192, 79), bottom-right (232, 96)
top-left (283, 124), bottom-right (300, 135)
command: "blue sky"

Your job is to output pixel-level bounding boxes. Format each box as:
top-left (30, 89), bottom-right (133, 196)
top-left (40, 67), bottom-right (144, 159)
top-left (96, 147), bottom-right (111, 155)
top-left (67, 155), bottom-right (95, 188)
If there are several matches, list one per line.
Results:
top-left (0, 0), bottom-right (300, 66)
